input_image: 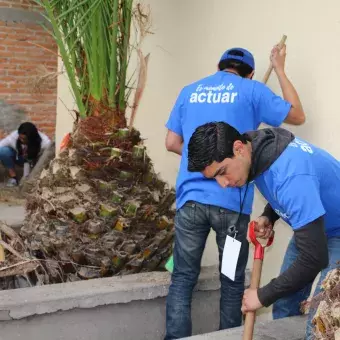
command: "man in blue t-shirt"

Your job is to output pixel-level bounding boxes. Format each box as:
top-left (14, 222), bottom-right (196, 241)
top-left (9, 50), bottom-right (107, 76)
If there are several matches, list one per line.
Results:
top-left (187, 122), bottom-right (340, 339)
top-left (164, 45), bottom-right (305, 339)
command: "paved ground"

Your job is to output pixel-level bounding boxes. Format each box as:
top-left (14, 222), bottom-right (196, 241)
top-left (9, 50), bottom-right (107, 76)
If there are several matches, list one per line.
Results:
top-left (0, 201), bottom-right (25, 228)
top-left (0, 178), bottom-right (26, 228)
top-left (182, 315), bottom-right (307, 340)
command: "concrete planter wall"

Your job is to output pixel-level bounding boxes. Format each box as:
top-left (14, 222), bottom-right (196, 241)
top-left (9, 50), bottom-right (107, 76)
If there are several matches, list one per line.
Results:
top-left (0, 266), bottom-right (248, 340)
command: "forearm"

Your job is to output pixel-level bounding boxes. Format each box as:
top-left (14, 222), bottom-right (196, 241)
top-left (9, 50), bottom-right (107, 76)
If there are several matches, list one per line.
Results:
top-left (275, 69), bottom-right (303, 113)
top-left (261, 203), bottom-right (280, 225)
top-left (168, 143), bottom-right (183, 156)
top-left (258, 216), bottom-right (328, 307)
top-left (165, 130), bottom-right (183, 156)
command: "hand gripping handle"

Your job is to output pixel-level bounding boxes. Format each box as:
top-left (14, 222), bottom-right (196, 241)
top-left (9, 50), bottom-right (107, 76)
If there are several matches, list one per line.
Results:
top-left (248, 221), bottom-right (274, 260)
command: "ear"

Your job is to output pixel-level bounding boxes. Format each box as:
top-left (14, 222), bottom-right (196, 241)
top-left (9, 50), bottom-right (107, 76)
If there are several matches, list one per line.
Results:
top-left (247, 70), bottom-right (255, 79)
top-left (233, 140), bottom-right (245, 155)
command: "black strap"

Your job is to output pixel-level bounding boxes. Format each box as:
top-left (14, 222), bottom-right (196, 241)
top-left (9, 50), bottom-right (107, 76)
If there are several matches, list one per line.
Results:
top-left (230, 183), bottom-right (249, 237)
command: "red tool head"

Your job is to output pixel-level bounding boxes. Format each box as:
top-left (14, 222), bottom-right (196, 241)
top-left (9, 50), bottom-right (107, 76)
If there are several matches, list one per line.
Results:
top-left (248, 221), bottom-right (274, 260)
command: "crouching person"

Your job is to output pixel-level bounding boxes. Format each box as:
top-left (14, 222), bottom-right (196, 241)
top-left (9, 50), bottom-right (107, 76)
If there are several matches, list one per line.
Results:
top-left (187, 121), bottom-right (340, 339)
top-left (0, 122), bottom-right (51, 186)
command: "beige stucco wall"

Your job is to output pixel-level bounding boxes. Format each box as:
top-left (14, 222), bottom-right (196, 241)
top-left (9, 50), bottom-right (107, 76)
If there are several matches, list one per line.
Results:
top-left (55, 56), bottom-right (77, 150)
top-left (56, 0), bottom-right (340, 320)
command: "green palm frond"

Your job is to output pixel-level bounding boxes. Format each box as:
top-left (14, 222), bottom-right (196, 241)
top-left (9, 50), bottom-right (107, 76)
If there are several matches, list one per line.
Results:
top-left (34, 0), bottom-right (135, 119)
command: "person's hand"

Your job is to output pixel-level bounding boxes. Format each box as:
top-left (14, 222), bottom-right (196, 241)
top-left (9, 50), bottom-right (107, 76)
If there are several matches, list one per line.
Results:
top-left (241, 288), bottom-right (263, 313)
top-left (249, 216), bottom-right (273, 240)
top-left (270, 44), bottom-right (286, 73)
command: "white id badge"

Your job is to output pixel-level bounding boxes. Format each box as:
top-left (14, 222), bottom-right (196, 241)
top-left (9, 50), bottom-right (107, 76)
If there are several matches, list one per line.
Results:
top-left (221, 235), bottom-right (241, 281)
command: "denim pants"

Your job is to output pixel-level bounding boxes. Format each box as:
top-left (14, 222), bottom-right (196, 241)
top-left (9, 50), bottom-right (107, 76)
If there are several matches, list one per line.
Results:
top-left (165, 201), bottom-right (250, 340)
top-left (272, 235), bottom-right (340, 340)
top-left (0, 146), bottom-right (24, 169)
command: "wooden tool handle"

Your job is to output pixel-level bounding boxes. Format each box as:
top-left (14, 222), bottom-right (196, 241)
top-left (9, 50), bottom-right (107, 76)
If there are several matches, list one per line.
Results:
top-left (242, 259), bottom-right (263, 340)
top-left (0, 233), bottom-right (5, 262)
top-left (262, 35), bottom-right (287, 84)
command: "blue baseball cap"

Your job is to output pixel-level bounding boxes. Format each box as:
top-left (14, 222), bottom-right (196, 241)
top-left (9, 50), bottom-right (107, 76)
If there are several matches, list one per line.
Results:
top-left (219, 47), bottom-right (255, 70)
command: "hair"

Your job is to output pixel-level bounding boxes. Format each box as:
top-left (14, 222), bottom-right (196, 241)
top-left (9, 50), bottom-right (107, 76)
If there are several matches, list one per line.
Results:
top-left (17, 122), bottom-right (42, 162)
top-left (188, 122), bottom-right (249, 172)
top-left (218, 59), bottom-right (254, 78)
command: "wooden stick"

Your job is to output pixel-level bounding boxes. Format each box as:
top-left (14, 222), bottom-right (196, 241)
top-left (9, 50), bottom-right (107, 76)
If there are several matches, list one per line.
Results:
top-left (262, 35), bottom-right (287, 84)
top-left (0, 234), bottom-right (5, 262)
top-left (242, 259), bottom-right (263, 340)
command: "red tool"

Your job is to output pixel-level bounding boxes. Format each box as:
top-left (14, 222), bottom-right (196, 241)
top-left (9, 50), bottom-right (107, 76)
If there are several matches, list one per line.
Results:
top-left (242, 221), bottom-right (274, 340)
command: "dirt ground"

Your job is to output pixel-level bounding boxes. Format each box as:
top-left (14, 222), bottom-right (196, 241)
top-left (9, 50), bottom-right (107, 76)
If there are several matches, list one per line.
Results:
top-left (0, 164), bottom-right (26, 205)
top-left (0, 185), bottom-right (25, 204)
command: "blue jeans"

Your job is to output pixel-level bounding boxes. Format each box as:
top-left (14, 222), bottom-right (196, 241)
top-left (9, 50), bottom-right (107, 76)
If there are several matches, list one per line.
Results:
top-left (0, 146), bottom-right (24, 169)
top-left (273, 235), bottom-right (340, 340)
top-left (165, 201), bottom-right (250, 340)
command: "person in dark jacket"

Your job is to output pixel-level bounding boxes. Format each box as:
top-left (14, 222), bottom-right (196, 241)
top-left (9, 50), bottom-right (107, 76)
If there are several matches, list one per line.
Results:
top-left (187, 121), bottom-right (340, 339)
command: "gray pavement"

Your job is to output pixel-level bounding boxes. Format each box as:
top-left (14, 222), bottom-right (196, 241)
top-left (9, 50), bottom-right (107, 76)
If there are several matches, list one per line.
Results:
top-left (0, 202), bottom-right (25, 228)
top-left (182, 315), bottom-right (307, 340)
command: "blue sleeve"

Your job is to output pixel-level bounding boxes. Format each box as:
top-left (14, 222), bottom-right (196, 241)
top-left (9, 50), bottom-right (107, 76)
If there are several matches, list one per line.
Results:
top-left (276, 175), bottom-right (325, 230)
top-left (253, 82), bottom-right (291, 127)
top-left (165, 88), bottom-right (186, 137)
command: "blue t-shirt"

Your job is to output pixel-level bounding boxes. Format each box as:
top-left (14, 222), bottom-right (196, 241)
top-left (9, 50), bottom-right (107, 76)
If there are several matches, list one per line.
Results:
top-left (166, 71), bottom-right (291, 214)
top-left (255, 137), bottom-right (340, 237)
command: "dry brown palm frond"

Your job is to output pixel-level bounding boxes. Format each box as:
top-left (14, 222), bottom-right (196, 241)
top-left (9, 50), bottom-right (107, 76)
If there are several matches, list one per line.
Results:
top-left (26, 65), bottom-right (61, 94)
top-left (129, 51), bottom-right (150, 131)
top-left (0, 222), bottom-right (24, 248)
top-left (127, 2), bottom-right (153, 130)
top-left (0, 240), bottom-right (26, 260)
top-left (304, 268), bottom-right (340, 339)
top-left (0, 261), bottom-right (39, 278)
top-left (133, 3), bottom-right (153, 42)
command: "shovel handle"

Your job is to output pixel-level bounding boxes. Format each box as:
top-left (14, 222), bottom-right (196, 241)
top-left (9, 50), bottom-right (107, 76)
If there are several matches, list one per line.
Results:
top-left (242, 221), bottom-right (275, 340)
top-left (242, 259), bottom-right (263, 340)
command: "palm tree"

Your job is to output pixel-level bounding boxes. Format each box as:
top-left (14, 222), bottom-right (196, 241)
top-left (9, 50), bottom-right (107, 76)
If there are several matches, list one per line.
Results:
top-left (0, 0), bottom-right (175, 284)
top-left (301, 268), bottom-right (340, 339)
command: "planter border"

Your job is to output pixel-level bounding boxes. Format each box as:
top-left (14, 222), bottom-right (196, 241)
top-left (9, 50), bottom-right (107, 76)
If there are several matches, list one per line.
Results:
top-left (0, 265), bottom-right (250, 321)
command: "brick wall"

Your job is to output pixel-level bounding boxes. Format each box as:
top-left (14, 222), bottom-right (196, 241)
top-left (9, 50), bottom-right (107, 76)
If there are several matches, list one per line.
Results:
top-left (0, 0), bottom-right (57, 139)
top-left (0, 0), bottom-right (41, 10)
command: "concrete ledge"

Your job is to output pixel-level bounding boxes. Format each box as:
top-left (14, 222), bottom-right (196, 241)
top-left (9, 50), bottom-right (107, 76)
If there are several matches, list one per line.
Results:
top-left (0, 266), bottom-right (252, 340)
top-left (182, 315), bottom-right (308, 340)
top-left (0, 265), bottom-right (247, 320)
top-left (0, 289), bottom-right (220, 340)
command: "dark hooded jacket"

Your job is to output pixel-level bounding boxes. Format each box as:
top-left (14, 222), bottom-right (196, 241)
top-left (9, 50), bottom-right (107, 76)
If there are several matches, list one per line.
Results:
top-left (244, 128), bottom-right (329, 307)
